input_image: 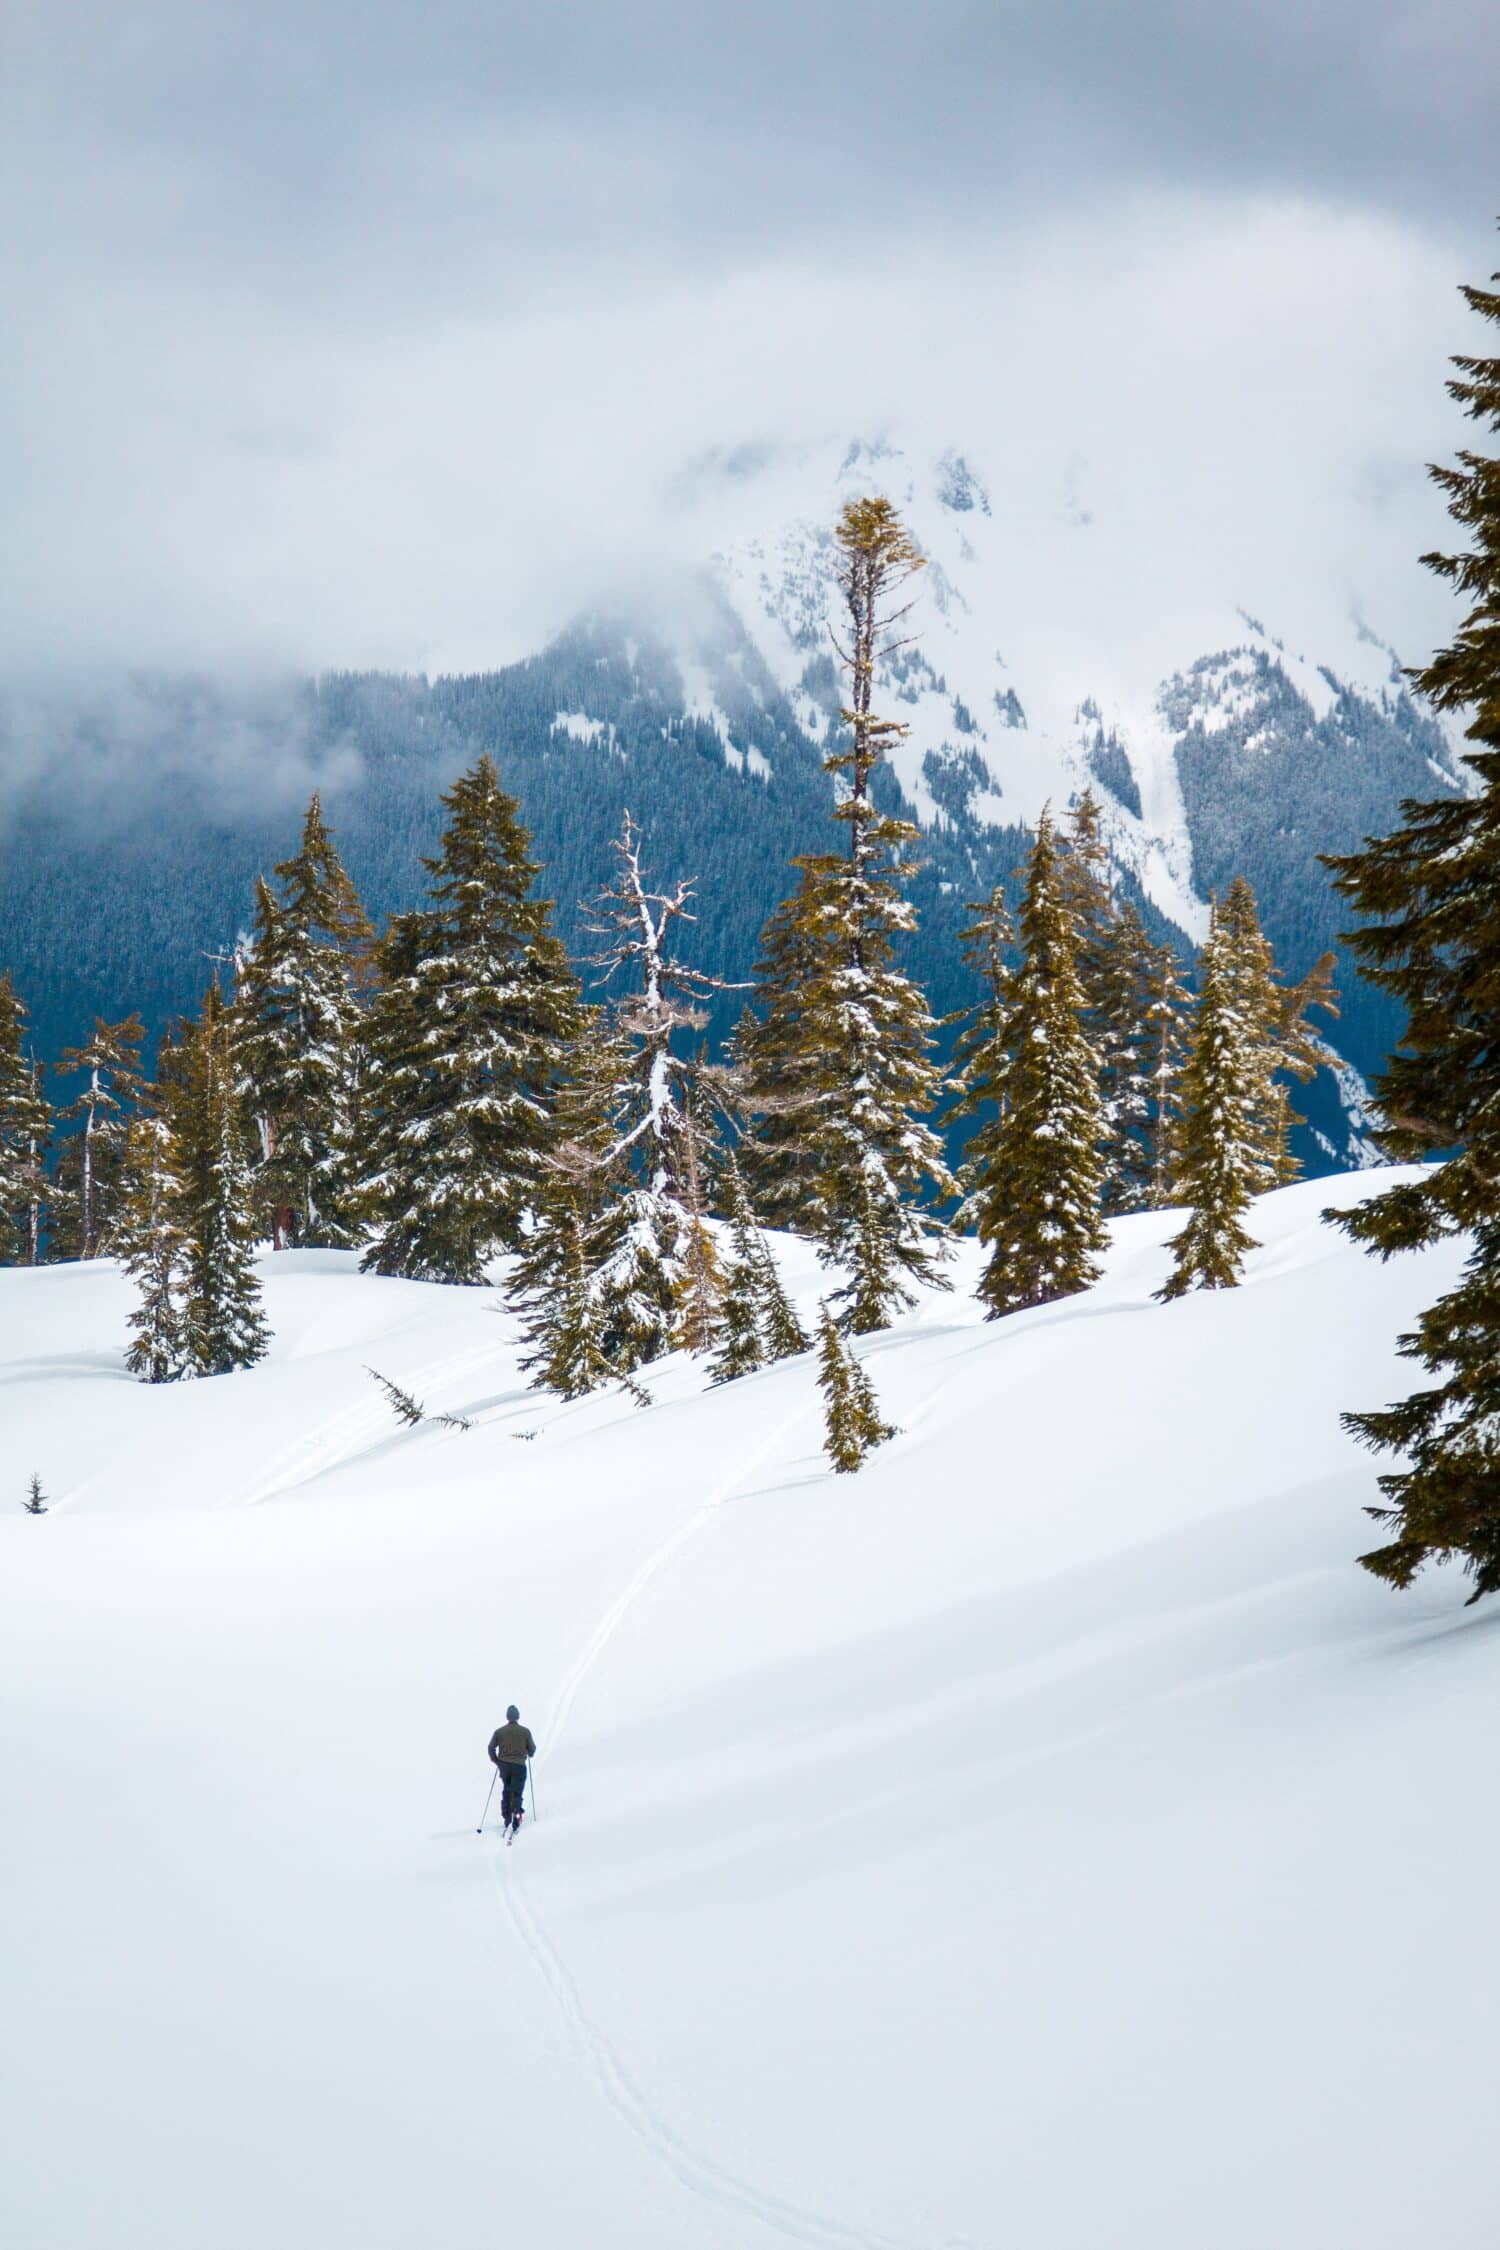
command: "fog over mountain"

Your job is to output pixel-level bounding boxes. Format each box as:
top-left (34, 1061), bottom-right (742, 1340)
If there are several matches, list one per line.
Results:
top-left (3, 2), bottom-right (1496, 693)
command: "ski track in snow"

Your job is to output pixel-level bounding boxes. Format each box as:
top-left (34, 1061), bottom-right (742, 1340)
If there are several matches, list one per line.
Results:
top-left (494, 1395), bottom-right (952, 2250)
top-left (496, 1865), bottom-right (933, 2250)
top-left (544, 1398), bottom-right (809, 1751)
top-left (235, 1311), bottom-right (949, 2246)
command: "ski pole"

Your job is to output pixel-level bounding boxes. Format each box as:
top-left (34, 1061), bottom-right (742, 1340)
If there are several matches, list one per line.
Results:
top-left (477, 1766), bottom-right (498, 1835)
top-left (526, 1759), bottom-right (537, 1825)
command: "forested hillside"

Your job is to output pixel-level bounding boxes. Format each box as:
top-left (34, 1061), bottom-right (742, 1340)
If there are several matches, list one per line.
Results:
top-left (0, 595), bottom-right (1445, 1178)
top-left (0, 626), bottom-right (1036, 1065)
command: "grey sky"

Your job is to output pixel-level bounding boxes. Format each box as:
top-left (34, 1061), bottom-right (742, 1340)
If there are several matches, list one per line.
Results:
top-left (3, 0), bottom-right (1496, 675)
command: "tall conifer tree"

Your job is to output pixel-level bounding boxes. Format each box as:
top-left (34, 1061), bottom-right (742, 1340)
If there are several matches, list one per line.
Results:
top-left (965, 811), bottom-right (1107, 1316)
top-left (741, 498), bottom-right (951, 1328)
top-left (671, 1082), bottom-right (727, 1357)
top-left (950, 880), bottom-right (1016, 1206)
top-left (237, 795), bottom-right (372, 1249)
top-left (1155, 905), bottom-right (1264, 1298)
top-left (1093, 902), bottom-right (1164, 1214)
top-left (1322, 250), bottom-right (1500, 1599)
top-left (116, 1112), bottom-right (188, 1383)
top-left (176, 986), bottom-right (270, 1376)
top-left (52, 1016), bottom-right (145, 1259)
top-left (735, 871), bottom-right (827, 1233)
top-left (1145, 940), bottom-right (1192, 1208)
top-left (1059, 788), bottom-right (1114, 1010)
top-left (1215, 876), bottom-right (1337, 1189)
top-left (508, 1005), bottom-right (661, 1392)
top-left (0, 974), bottom-right (50, 1266)
top-left (359, 757), bottom-right (580, 1283)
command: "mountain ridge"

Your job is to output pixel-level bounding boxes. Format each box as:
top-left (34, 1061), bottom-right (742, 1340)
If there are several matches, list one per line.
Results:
top-left (0, 434), bottom-right (1466, 1172)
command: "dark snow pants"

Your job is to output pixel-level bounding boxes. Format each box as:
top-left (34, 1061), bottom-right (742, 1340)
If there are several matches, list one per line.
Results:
top-left (497, 1760), bottom-right (528, 1826)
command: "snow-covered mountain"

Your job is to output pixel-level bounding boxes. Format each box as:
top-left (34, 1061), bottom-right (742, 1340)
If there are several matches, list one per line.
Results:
top-left (3, 1174), bottom-right (1493, 2248)
top-left (0, 432), bottom-right (1466, 1168)
top-left (614, 429), bottom-right (1467, 1157)
top-left (666, 430), bottom-right (1459, 937)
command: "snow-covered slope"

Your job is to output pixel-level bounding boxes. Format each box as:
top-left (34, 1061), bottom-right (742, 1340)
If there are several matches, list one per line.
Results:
top-left (2, 1179), bottom-right (1494, 2250)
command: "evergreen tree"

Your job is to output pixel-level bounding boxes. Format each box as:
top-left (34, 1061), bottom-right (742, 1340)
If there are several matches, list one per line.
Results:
top-left (710, 1154), bottom-right (807, 1384)
top-left (176, 985), bottom-right (270, 1377)
top-left (817, 1300), bottom-right (894, 1473)
top-left (735, 871), bottom-right (828, 1233)
top-left (508, 1006), bottom-right (658, 1394)
top-left (949, 879), bottom-right (1016, 1215)
top-left (1214, 875), bottom-right (1337, 1189)
top-left (0, 973), bottom-right (50, 1266)
top-left (52, 1015), bottom-right (145, 1259)
top-left (236, 796), bottom-right (372, 1249)
top-left (116, 1112), bottom-right (188, 1384)
top-left (1093, 902), bottom-right (1163, 1214)
top-left (23, 1473), bottom-right (46, 1515)
top-left (359, 757), bottom-right (580, 1283)
top-left (1056, 793), bottom-right (1174, 1214)
top-left (1145, 940), bottom-right (1192, 1209)
top-left (671, 1082), bottom-right (726, 1357)
top-left (712, 1226), bottom-right (767, 1384)
top-left (966, 811), bottom-right (1107, 1316)
top-left (743, 498), bottom-right (952, 1328)
top-left (746, 1196), bottom-right (808, 1364)
top-left (1059, 787), bottom-right (1114, 1010)
top-left (517, 1205), bottom-right (625, 1401)
top-left (1155, 906), bottom-right (1264, 1299)
top-left (1321, 249), bottom-right (1500, 1599)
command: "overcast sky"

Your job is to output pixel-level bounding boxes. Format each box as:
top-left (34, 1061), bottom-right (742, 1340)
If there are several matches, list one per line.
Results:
top-left (3, 0), bottom-right (1496, 678)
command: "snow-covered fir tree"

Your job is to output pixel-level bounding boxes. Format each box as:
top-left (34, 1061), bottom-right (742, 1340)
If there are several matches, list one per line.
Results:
top-left (508, 1006), bottom-right (658, 1396)
top-left (816, 1300), bottom-right (894, 1473)
top-left (52, 1014), bottom-right (145, 1260)
top-left (23, 1473), bottom-right (46, 1515)
top-left (1059, 788), bottom-right (1114, 1008)
top-left (1093, 902), bottom-right (1165, 1214)
top-left (741, 498), bottom-right (952, 1330)
top-left (1321, 252), bottom-right (1500, 1600)
top-left (1155, 904), bottom-right (1263, 1299)
top-left (949, 879), bottom-right (1016, 1223)
top-left (359, 756), bottom-right (580, 1283)
top-left (710, 1154), bottom-right (807, 1385)
top-left (0, 973), bottom-right (50, 1266)
top-left (670, 1082), bottom-right (726, 1357)
top-left (734, 871), bottom-right (827, 1234)
top-left (518, 1205), bottom-right (627, 1402)
top-left (964, 810), bottom-right (1107, 1316)
top-left (236, 794), bottom-right (372, 1250)
top-left (176, 985), bottom-right (270, 1377)
top-left (1145, 940), bottom-right (1192, 1208)
top-left (1214, 875), bottom-right (1337, 1190)
top-left (116, 1112), bottom-right (189, 1384)
top-left (1054, 792), bottom-right (1174, 1216)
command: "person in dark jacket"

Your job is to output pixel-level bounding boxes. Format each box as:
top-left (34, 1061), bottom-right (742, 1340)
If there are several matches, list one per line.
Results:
top-left (488, 1706), bottom-right (536, 1833)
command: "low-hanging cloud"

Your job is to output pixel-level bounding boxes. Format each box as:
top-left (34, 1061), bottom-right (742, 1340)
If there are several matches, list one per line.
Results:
top-left (1, 2), bottom-right (1495, 691)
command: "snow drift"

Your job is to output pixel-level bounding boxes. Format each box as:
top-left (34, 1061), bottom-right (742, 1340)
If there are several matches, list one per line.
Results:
top-left (1, 1172), bottom-right (1493, 2250)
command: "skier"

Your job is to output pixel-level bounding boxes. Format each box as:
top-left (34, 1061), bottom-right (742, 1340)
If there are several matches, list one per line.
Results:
top-left (487, 1705), bottom-right (536, 1836)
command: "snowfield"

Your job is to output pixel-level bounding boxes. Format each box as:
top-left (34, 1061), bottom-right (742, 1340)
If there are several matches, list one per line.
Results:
top-left (2, 1171), bottom-right (1494, 2250)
